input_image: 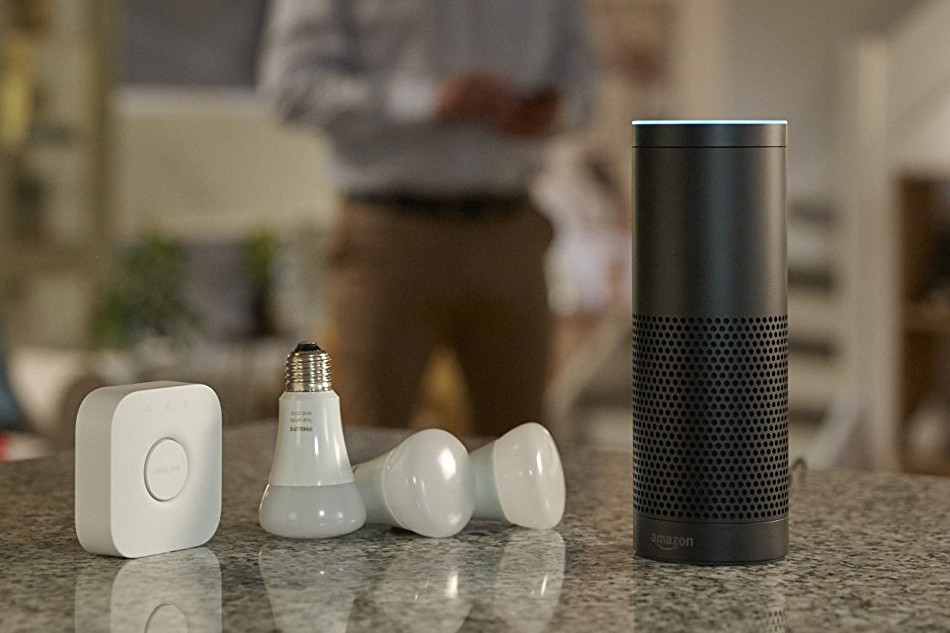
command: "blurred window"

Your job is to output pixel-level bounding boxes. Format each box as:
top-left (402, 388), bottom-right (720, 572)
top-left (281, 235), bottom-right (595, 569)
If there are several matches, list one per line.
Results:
top-left (119, 0), bottom-right (266, 86)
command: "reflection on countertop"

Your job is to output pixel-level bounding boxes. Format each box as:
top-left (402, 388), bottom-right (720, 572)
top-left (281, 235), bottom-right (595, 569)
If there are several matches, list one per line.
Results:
top-left (75, 548), bottom-right (222, 632)
top-left (633, 559), bottom-right (787, 632)
top-left (4, 424), bottom-right (950, 631)
top-left (259, 528), bottom-right (564, 633)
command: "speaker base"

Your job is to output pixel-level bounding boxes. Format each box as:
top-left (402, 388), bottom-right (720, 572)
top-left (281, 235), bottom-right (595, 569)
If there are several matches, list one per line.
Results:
top-left (634, 515), bottom-right (788, 565)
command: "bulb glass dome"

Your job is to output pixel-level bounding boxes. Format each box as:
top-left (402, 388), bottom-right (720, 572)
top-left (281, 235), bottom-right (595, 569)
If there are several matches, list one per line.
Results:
top-left (354, 429), bottom-right (474, 538)
top-left (472, 422), bottom-right (565, 529)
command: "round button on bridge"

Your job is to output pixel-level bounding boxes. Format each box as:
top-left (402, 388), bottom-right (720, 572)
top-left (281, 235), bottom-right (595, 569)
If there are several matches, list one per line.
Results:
top-left (144, 438), bottom-right (188, 501)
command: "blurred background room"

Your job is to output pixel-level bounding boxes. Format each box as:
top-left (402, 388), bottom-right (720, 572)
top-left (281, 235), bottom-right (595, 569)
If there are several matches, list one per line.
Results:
top-left (3, 0), bottom-right (950, 475)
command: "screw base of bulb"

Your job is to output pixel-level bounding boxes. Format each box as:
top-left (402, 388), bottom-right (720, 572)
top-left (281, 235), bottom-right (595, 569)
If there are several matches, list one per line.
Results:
top-left (259, 482), bottom-right (366, 539)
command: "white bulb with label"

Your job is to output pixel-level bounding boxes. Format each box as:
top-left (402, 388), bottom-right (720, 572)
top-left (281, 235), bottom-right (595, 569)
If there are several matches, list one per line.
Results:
top-left (259, 343), bottom-right (365, 538)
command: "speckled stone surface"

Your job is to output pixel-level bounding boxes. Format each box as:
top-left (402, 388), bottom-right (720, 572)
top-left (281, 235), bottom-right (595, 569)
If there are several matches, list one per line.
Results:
top-left (1, 423), bottom-right (949, 631)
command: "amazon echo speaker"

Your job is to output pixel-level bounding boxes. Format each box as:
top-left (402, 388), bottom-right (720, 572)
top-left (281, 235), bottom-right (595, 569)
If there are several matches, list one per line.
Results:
top-left (631, 121), bottom-right (789, 564)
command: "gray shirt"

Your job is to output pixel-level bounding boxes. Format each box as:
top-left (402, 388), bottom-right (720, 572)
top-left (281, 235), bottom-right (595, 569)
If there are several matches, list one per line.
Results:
top-left (259, 0), bottom-right (596, 196)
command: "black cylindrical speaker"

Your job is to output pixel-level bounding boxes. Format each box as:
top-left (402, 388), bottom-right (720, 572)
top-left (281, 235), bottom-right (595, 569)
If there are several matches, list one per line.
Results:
top-left (631, 121), bottom-right (789, 564)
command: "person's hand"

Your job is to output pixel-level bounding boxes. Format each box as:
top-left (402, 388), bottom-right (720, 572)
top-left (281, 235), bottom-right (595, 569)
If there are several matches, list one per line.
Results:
top-left (437, 74), bottom-right (561, 138)
top-left (436, 71), bottom-right (513, 123)
top-left (493, 87), bottom-right (561, 138)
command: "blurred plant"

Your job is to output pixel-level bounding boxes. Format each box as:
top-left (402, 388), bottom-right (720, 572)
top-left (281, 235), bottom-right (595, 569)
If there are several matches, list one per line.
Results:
top-left (242, 228), bottom-right (280, 338)
top-left (243, 228), bottom-right (280, 294)
top-left (92, 233), bottom-right (198, 349)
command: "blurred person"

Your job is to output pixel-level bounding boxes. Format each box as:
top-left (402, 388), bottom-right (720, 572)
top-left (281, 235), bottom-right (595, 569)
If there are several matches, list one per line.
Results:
top-left (535, 147), bottom-right (631, 318)
top-left (259, 0), bottom-right (596, 435)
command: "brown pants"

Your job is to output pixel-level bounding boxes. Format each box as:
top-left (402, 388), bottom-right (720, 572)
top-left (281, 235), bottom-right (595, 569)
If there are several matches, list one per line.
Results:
top-left (325, 198), bottom-right (554, 436)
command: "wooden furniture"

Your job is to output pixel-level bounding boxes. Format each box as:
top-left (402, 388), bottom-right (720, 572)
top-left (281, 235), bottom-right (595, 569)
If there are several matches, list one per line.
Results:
top-left (898, 176), bottom-right (950, 475)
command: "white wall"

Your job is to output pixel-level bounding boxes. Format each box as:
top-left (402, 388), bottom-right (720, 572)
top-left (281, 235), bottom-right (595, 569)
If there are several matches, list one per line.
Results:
top-left (888, 0), bottom-right (950, 173)
top-left (893, 90), bottom-right (950, 173)
top-left (116, 88), bottom-right (338, 241)
top-left (722, 0), bottom-right (922, 203)
top-left (667, 0), bottom-right (731, 119)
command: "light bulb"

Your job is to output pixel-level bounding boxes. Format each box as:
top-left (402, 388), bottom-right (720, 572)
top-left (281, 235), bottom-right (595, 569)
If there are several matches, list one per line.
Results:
top-left (352, 429), bottom-right (474, 538)
top-left (259, 343), bottom-right (365, 538)
top-left (470, 422), bottom-right (565, 529)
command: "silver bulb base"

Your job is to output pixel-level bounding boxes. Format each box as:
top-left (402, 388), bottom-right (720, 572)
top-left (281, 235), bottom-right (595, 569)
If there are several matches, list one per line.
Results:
top-left (285, 342), bottom-right (332, 393)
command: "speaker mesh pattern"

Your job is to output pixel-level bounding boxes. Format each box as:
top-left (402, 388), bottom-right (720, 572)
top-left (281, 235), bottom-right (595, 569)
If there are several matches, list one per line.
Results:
top-left (632, 315), bottom-right (789, 523)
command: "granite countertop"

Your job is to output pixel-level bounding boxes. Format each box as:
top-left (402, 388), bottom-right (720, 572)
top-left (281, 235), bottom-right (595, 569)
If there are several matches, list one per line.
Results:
top-left (1, 423), bottom-right (950, 632)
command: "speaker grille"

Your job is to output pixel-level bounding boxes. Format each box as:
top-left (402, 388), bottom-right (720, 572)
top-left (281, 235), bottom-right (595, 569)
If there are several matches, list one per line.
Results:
top-left (632, 314), bottom-right (789, 523)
